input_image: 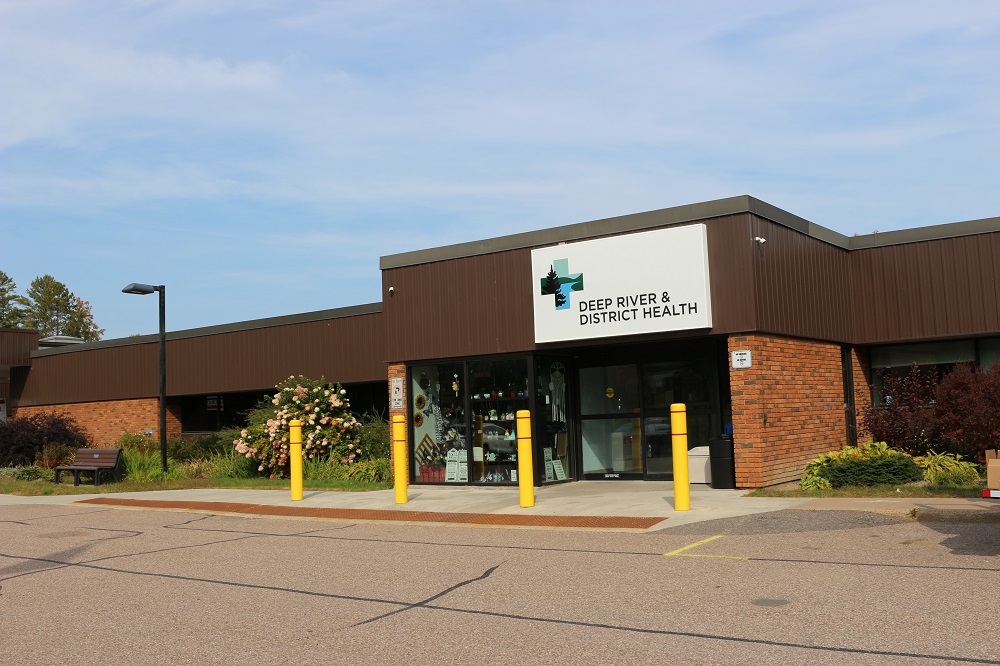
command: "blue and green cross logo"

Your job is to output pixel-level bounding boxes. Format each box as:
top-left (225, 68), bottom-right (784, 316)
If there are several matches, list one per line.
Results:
top-left (540, 258), bottom-right (584, 310)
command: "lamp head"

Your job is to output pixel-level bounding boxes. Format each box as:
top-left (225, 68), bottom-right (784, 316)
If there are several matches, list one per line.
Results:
top-left (122, 283), bottom-right (158, 295)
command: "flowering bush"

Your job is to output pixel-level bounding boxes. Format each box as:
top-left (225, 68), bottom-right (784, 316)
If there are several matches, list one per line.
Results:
top-left (233, 376), bottom-right (363, 478)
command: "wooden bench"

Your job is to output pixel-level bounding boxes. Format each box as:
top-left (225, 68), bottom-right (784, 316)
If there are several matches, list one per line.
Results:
top-left (54, 448), bottom-right (123, 486)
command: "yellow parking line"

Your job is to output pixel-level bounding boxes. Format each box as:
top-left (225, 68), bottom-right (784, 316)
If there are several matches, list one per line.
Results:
top-left (664, 535), bottom-right (748, 560)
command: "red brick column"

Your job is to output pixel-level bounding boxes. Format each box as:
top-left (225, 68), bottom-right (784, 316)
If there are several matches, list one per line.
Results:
top-left (15, 399), bottom-right (182, 447)
top-left (728, 334), bottom-right (848, 487)
top-left (387, 364), bottom-right (408, 468)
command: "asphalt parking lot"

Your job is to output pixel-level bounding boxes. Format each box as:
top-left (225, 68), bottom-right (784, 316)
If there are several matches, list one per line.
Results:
top-left (1, 502), bottom-right (998, 665)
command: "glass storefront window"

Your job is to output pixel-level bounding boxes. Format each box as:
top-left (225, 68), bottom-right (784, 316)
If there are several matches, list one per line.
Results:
top-left (536, 358), bottom-right (570, 483)
top-left (469, 358), bottom-right (528, 484)
top-left (871, 341), bottom-right (975, 368)
top-left (979, 337), bottom-right (1000, 371)
top-left (410, 363), bottom-right (466, 483)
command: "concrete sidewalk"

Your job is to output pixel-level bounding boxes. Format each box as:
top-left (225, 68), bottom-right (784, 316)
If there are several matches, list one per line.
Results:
top-left (3, 481), bottom-right (998, 530)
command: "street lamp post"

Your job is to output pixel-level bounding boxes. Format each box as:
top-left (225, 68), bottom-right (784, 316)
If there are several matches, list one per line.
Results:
top-left (122, 283), bottom-right (167, 473)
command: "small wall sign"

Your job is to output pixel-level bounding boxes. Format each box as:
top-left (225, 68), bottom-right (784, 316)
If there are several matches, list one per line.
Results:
top-left (732, 350), bottom-right (752, 369)
top-left (390, 376), bottom-right (404, 409)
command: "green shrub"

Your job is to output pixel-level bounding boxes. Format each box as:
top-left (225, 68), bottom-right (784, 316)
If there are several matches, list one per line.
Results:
top-left (174, 459), bottom-right (217, 479)
top-left (338, 458), bottom-right (391, 483)
top-left (14, 466), bottom-right (45, 481)
top-left (801, 440), bottom-right (922, 490)
top-left (120, 448), bottom-right (184, 482)
top-left (358, 411), bottom-right (390, 459)
top-left (34, 443), bottom-right (77, 469)
top-left (302, 456), bottom-right (347, 481)
top-left (817, 455), bottom-right (924, 488)
top-left (115, 432), bottom-right (158, 454)
top-left (168, 435), bottom-right (226, 462)
top-left (0, 467), bottom-right (17, 478)
top-left (210, 449), bottom-right (258, 479)
top-left (914, 450), bottom-right (981, 486)
top-left (799, 475), bottom-right (832, 491)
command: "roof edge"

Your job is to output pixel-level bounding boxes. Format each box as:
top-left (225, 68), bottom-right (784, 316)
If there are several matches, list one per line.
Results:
top-left (848, 215), bottom-right (1000, 249)
top-left (380, 196), bottom-right (1000, 270)
top-left (380, 196), bottom-right (850, 269)
top-left (31, 302), bottom-right (383, 358)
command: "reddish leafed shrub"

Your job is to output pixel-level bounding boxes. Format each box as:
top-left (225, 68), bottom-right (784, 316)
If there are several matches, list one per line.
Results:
top-left (0, 412), bottom-right (91, 467)
top-left (861, 363), bottom-right (939, 455)
top-left (932, 363), bottom-right (1000, 462)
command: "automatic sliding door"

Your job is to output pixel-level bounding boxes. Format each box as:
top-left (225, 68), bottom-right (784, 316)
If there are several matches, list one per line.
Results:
top-left (642, 357), bottom-right (715, 480)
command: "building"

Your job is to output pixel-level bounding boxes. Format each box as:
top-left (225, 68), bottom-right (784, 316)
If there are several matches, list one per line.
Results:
top-left (4, 196), bottom-right (999, 488)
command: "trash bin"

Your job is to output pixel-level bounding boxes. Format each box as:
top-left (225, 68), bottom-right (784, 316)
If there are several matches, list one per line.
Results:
top-left (708, 434), bottom-right (736, 489)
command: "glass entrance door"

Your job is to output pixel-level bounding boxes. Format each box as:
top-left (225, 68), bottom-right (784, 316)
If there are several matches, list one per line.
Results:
top-left (575, 343), bottom-right (722, 481)
top-left (641, 358), bottom-right (714, 479)
top-left (579, 364), bottom-right (643, 479)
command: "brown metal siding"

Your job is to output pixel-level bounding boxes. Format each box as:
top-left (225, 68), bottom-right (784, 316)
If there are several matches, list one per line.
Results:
top-left (705, 214), bottom-right (758, 333)
top-left (850, 233), bottom-right (1000, 344)
top-left (18, 344), bottom-right (159, 406)
top-left (169, 313), bottom-right (386, 394)
top-left (0, 329), bottom-right (39, 366)
top-left (16, 312), bottom-right (386, 407)
top-left (383, 214), bottom-right (763, 362)
top-left (382, 250), bottom-right (535, 362)
top-left (752, 217), bottom-right (853, 342)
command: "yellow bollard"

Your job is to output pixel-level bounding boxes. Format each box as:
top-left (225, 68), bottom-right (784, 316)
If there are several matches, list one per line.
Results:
top-left (289, 419), bottom-right (303, 501)
top-left (516, 410), bottom-right (534, 508)
top-left (670, 403), bottom-right (690, 511)
top-left (391, 414), bottom-right (408, 504)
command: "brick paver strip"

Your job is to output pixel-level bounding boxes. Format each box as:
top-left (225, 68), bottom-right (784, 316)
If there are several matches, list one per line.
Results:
top-left (76, 497), bottom-right (666, 530)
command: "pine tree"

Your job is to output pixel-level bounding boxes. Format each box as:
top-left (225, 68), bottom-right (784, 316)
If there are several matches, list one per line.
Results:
top-left (22, 275), bottom-right (102, 341)
top-left (0, 270), bottom-right (28, 328)
top-left (541, 265), bottom-right (566, 308)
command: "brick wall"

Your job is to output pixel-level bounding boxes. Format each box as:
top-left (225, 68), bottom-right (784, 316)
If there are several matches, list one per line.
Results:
top-left (387, 364), bottom-right (407, 468)
top-left (15, 399), bottom-right (183, 447)
top-left (851, 347), bottom-right (872, 441)
top-left (728, 334), bottom-right (847, 487)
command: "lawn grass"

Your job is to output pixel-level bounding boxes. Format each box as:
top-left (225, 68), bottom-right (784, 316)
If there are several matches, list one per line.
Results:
top-left (0, 476), bottom-right (391, 496)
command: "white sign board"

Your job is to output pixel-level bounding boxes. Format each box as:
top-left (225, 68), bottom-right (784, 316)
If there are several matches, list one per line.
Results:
top-left (531, 225), bottom-right (712, 344)
top-left (731, 350), bottom-right (752, 369)
top-left (390, 376), bottom-right (404, 410)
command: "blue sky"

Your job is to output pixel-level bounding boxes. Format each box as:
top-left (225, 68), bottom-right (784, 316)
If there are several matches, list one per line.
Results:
top-left (2, 1), bottom-right (999, 340)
